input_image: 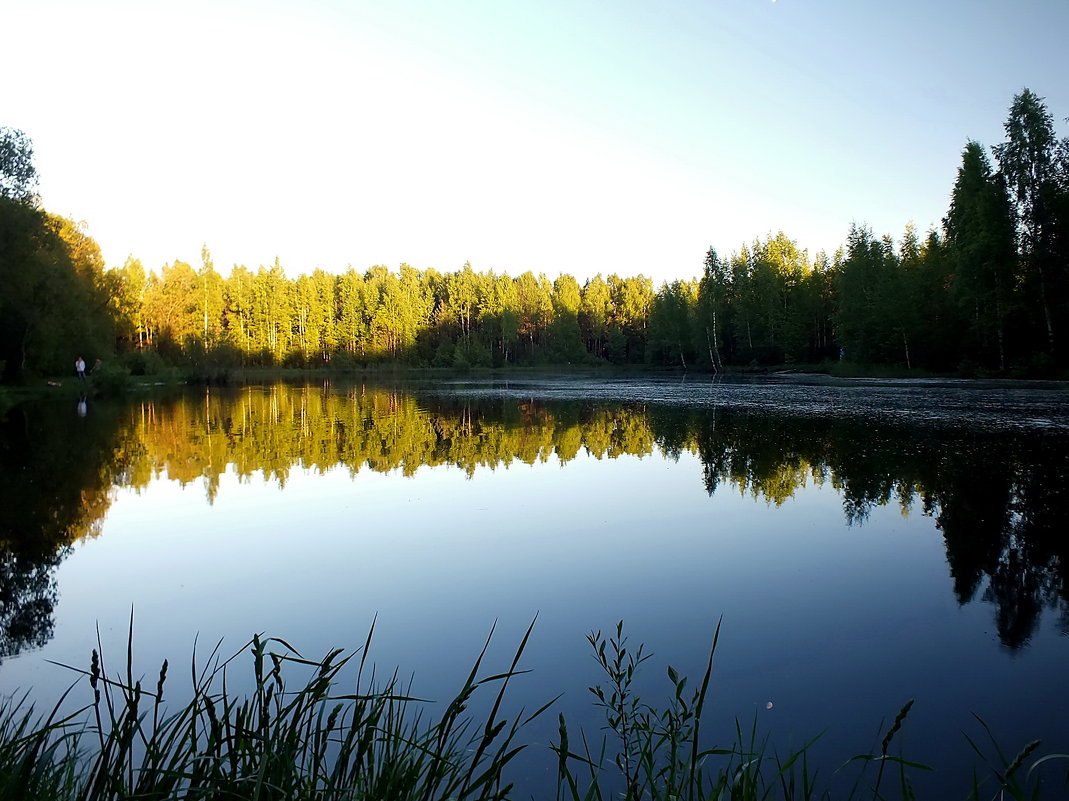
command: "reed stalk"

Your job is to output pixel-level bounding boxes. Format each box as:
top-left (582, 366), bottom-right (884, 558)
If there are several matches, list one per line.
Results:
top-left (0, 619), bottom-right (1065, 800)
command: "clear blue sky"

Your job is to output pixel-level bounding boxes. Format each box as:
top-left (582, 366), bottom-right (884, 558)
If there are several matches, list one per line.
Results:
top-left (5, 0), bottom-right (1068, 284)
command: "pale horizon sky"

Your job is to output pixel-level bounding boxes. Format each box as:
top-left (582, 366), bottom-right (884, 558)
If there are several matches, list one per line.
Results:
top-left (5, 0), bottom-right (1068, 285)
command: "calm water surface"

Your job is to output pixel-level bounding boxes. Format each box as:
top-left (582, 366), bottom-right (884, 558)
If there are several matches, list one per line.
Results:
top-left (1, 374), bottom-right (1067, 797)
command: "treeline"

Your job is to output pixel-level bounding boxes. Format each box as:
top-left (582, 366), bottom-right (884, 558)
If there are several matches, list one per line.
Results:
top-left (680, 88), bottom-right (1069, 373)
top-left (2, 88), bottom-right (1068, 380)
top-left (111, 255), bottom-right (654, 369)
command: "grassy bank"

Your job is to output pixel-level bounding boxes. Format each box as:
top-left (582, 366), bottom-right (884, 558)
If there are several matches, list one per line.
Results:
top-left (1, 621), bottom-right (1064, 801)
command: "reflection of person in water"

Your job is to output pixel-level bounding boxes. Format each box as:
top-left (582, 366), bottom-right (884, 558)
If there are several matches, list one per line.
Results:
top-left (77, 397), bottom-right (87, 417)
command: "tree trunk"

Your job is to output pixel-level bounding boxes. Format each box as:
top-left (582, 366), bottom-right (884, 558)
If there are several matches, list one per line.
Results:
top-left (19, 329), bottom-right (30, 372)
top-left (995, 275), bottom-right (1005, 372)
top-left (1037, 260), bottom-right (1055, 352)
top-left (705, 324), bottom-right (721, 374)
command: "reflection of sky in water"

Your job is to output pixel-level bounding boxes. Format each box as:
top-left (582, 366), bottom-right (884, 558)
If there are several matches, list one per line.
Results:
top-left (4, 441), bottom-right (1067, 798)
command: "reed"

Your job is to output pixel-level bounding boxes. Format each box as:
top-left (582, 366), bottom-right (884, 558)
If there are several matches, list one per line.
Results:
top-left (1, 616), bottom-right (545, 801)
top-left (0, 619), bottom-right (1065, 800)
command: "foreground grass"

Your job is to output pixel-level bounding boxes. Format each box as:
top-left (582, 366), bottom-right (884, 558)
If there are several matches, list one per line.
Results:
top-left (1, 620), bottom-right (1065, 800)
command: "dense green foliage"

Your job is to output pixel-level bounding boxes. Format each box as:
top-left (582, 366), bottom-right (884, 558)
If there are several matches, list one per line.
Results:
top-left (0, 198), bottom-right (115, 381)
top-left (0, 128), bottom-right (37, 204)
top-left (3, 89), bottom-right (1069, 380)
top-left (1, 126), bottom-right (116, 381)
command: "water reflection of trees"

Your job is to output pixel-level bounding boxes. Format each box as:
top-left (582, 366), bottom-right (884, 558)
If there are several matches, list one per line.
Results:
top-left (693, 409), bottom-right (1069, 649)
top-left (0, 399), bottom-right (133, 661)
top-left (3, 383), bottom-right (1067, 654)
top-left (123, 387), bottom-right (659, 494)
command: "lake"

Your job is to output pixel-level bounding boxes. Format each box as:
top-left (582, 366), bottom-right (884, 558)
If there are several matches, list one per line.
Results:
top-left (1, 374), bottom-right (1067, 797)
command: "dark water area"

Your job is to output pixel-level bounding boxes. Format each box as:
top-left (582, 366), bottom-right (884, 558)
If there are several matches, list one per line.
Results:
top-left (1, 374), bottom-right (1067, 797)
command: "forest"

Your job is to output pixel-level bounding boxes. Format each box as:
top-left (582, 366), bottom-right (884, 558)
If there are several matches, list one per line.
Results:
top-left (2, 88), bottom-right (1068, 382)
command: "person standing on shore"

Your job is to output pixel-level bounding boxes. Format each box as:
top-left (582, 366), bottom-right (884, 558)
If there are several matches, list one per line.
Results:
top-left (75, 356), bottom-right (86, 383)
